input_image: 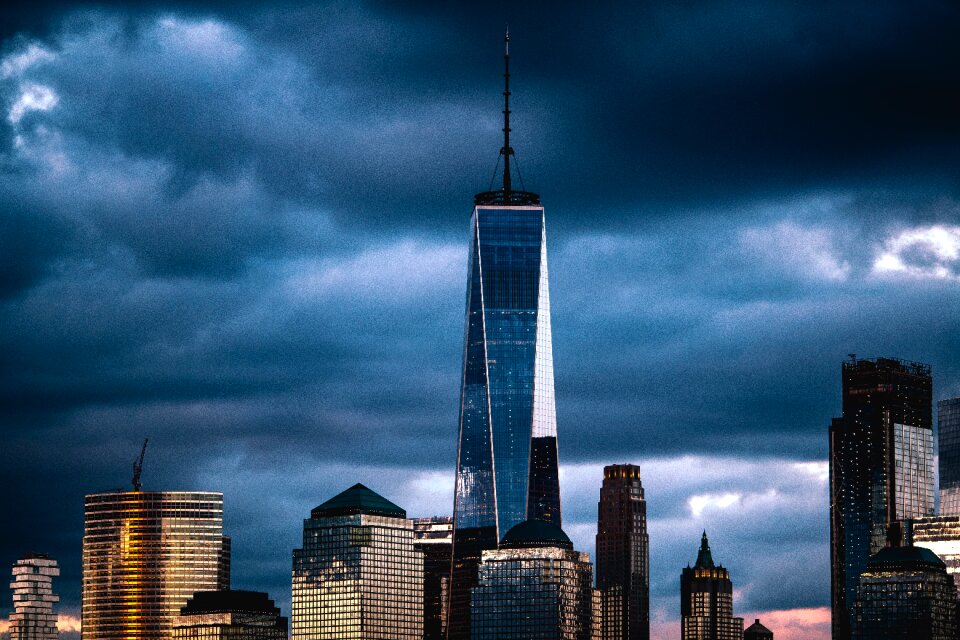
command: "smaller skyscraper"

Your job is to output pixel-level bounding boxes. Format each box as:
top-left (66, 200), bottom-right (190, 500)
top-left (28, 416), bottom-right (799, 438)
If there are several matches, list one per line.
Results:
top-left (743, 619), bottom-right (772, 640)
top-left (910, 515), bottom-right (960, 596)
top-left (596, 464), bottom-right (649, 640)
top-left (291, 483), bottom-right (423, 639)
top-left (680, 533), bottom-right (743, 640)
top-left (471, 519), bottom-right (593, 640)
top-left (413, 517), bottom-right (453, 640)
top-left (9, 554), bottom-right (60, 640)
top-left (173, 590), bottom-right (287, 640)
top-left (938, 398), bottom-right (960, 516)
top-left (854, 545), bottom-right (957, 639)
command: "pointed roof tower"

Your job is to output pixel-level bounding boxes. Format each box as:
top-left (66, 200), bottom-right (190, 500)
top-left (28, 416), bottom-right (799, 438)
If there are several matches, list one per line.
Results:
top-left (695, 531), bottom-right (716, 568)
top-left (311, 483), bottom-right (406, 519)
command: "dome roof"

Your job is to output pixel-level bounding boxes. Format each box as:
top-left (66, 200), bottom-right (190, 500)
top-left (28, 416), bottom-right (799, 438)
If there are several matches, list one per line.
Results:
top-left (311, 483), bottom-right (406, 519)
top-left (500, 519), bottom-right (573, 550)
top-left (868, 545), bottom-right (945, 569)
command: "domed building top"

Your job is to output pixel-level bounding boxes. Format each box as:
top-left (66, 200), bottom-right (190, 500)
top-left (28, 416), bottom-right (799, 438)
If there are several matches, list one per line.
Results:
top-left (311, 483), bottom-right (406, 519)
top-left (499, 518), bottom-right (573, 550)
top-left (867, 544), bottom-right (946, 569)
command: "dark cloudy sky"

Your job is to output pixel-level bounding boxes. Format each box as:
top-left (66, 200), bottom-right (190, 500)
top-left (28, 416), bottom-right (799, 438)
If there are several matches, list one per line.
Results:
top-left (3, 1), bottom-right (960, 638)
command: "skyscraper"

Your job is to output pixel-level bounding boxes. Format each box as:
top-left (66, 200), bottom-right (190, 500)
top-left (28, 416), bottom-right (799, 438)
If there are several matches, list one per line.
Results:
top-left (680, 533), bottom-right (743, 640)
top-left (595, 464), bottom-right (649, 640)
top-left (448, 31), bottom-right (561, 640)
top-left (82, 491), bottom-right (231, 640)
top-left (829, 356), bottom-right (933, 640)
top-left (173, 590), bottom-right (287, 640)
top-left (413, 516), bottom-right (454, 640)
top-left (8, 554), bottom-right (60, 640)
top-left (470, 519), bottom-right (593, 640)
top-left (938, 397), bottom-right (960, 516)
top-left (291, 483), bottom-right (423, 640)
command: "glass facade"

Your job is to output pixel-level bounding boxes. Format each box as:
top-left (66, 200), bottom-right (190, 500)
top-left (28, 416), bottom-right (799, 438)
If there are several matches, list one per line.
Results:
top-left (829, 357), bottom-right (932, 640)
top-left (413, 517), bottom-right (454, 640)
top-left (854, 546), bottom-right (957, 640)
top-left (82, 491), bottom-right (231, 640)
top-left (938, 398), bottom-right (960, 516)
top-left (9, 554), bottom-right (59, 640)
top-left (173, 590), bottom-right (287, 640)
top-left (680, 534), bottom-right (743, 640)
top-left (912, 515), bottom-right (960, 597)
top-left (291, 484), bottom-right (423, 639)
top-left (595, 465), bottom-right (649, 640)
top-left (450, 203), bottom-right (562, 639)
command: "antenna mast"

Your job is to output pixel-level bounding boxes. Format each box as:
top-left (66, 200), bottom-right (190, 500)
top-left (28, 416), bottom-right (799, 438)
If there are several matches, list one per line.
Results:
top-left (132, 438), bottom-right (148, 492)
top-left (501, 28), bottom-right (512, 194)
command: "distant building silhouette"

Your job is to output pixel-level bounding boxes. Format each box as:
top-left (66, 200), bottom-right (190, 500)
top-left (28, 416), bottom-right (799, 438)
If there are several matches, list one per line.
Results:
top-left (854, 545), bottom-right (957, 639)
top-left (471, 519), bottom-right (593, 639)
top-left (413, 517), bottom-right (453, 640)
top-left (291, 483), bottom-right (423, 639)
top-left (595, 464), bottom-right (649, 640)
top-left (743, 619), bottom-right (772, 640)
top-left (173, 590), bottom-right (286, 640)
top-left (829, 356), bottom-right (933, 640)
top-left (680, 532), bottom-right (743, 640)
top-left (9, 554), bottom-right (59, 640)
top-left (82, 491), bottom-right (230, 640)
top-left (938, 398), bottom-right (960, 516)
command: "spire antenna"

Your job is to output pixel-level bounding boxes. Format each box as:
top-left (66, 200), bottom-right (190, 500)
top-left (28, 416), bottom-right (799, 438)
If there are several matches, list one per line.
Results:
top-left (501, 27), bottom-right (512, 194)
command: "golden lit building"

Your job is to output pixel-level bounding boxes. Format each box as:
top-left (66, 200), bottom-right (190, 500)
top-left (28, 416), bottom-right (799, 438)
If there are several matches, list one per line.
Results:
top-left (82, 491), bottom-right (231, 640)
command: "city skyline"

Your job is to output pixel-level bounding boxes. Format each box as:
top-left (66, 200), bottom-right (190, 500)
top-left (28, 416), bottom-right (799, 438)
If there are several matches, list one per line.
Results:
top-left (3, 2), bottom-right (960, 640)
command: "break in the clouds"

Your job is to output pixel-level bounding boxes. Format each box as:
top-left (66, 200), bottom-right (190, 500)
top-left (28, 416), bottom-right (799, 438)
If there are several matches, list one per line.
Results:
top-left (2, 2), bottom-right (960, 639)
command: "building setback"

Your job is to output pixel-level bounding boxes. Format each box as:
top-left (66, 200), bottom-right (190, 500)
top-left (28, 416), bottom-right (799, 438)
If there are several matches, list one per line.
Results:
top-left (9, 554), bottom-right (60, 640)
top-left (291, 483), bottom-right (423, 639)
top-left (680, 533), bottom-right (743, 640)
top-left (82, 491), bottom-right (230, 640)
top-left (413, 516), bottom-right (453, 640)
top-left (173, 590), bottom-right (287, 640)
top-left (471, 519), bottom-right (593, 640)
top-left (595, 464), bottom-right (649, 640)
top-left (829, 356), bottom-right (933, 640)
top-left (854, 545), bottom-right (957, 640)
top-left (449, 31), bottom-right (561, 640)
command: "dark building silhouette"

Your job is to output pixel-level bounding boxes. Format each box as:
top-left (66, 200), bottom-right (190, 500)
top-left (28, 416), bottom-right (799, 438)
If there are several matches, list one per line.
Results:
top-left (938, 398), bottom-right (960, 516)
top-left (413, 517), bottom-right (453, 640)
top-left (854, 545), bottom-right (957, 640)
top-left (173, 590), bottom-right (287, 640)
top-left (680, 532), bottom-right (743, 640)
top-left (449, 31), bottom-right (561, 640)
top-left (595, 464), bottom-right (649, 640)
top-left (829, 356), bottom-right (933, 640)
top-left (743, 619), bottom-right (772, 640)
top-left (471, 520), bottom-right (593, 640)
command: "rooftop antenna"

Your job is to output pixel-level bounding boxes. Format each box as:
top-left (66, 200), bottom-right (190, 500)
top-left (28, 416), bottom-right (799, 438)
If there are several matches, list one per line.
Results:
top-left (502, 27), bottom-right (513, 194)
top-left (132, 438), bottom-right (148, 492)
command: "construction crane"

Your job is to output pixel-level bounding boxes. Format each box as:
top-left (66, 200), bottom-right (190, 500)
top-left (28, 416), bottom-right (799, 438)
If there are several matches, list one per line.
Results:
top-left (132, 438), bottom-right (148, 492)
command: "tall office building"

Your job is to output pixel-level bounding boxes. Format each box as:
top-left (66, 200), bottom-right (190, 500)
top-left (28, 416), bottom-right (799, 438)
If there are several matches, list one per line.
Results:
top-left (912, 515), bottom-right (960, 596)
top-left (8, 554), bottom-right (60, 640)
top-left (449, 31), bottom-right (561, 640)
top-left (291, 483), bottom-right (423, 639)
top-left (680, 533), bottom-right (743, 640)
top-left (829, 356), bottom-right (933, 640)
top-left (173, 590), bottom-right (287, 640)
top-left (595, 464), bottom-right (649, 640)
top-left (470, 519), bottom-right (593, 640)
top-left (938, 398), bottom-right (960, 516)
top-left (82, 491), bottom-right (230, 640)
top-left (854, 545), bottom-right (957, 639)
top-left (413, 517), bottom-right (453, 640)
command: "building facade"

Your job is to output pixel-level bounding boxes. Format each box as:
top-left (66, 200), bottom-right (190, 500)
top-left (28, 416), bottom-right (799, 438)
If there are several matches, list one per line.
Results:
top-left (854, 545), bottom-right (957, 639)
top-left (173, 590), bottom-right (287, 640)
top-left (680, 533), bottom-right (743, 640)
top-left (82, 491), bottom-right (230, 640)
top-left (413, 517), bottom-right (453, 640)
top-left (595, 464), bottom-right (649, 640)
top-left (829, 356), bottom-right (933, 640)
top-left (450, 31), bottom-right (562, 640)
top-left (911, 515), bottom-right (960, 596)
top-left (471, 519), bottom-right (593, 640)
top-left (291, 483), bottom-right (423, 639)
top-left (938, 398), bottom-right (960, 516)
top-left (9, 554), bottom-right (60, 640)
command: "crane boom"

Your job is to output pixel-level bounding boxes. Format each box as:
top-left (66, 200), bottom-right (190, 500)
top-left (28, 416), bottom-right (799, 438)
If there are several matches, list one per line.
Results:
top-left (132, 438), bottom-right (148, 492)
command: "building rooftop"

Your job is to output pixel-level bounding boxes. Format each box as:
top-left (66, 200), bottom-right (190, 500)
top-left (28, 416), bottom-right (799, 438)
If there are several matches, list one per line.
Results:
top-left (745, 618), bottom-right (772, 634)
top-left (868, 544), bottom-right (945, 569)
top-left (311, 483), bottom-right (406, 519)
top-left (500, 518), bottom-right (573, 550)
top-left (695, 531), bottom-right (715, 568)
top-left (180, 590), bottom-right (281, 616)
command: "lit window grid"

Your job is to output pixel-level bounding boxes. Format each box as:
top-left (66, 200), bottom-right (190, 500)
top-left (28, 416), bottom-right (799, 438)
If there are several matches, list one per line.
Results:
top-left (9, 557), bottom-right (60, 640)
top-left (893, 423), bottom-right (934, 519)
top-left (856, 568), bottom-right (957, 638)
top-left (938, 398), bottom-right (960, 516)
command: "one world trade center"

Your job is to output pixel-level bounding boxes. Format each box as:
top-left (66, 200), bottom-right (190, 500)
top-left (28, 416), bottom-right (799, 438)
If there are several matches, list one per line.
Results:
top-left (447, 31), bottom-right (562, 640)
